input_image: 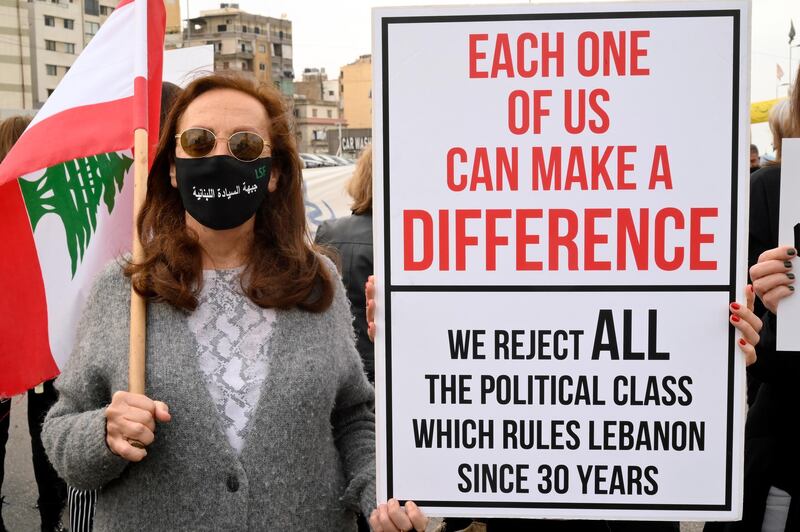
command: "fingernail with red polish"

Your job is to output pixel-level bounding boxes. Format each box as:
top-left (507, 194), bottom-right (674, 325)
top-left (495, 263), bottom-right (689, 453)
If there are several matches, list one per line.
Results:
top-left (730, 302), bottom-right (740, 310)
top-left (739, 338), bottom-right (746, 346)
top-left (731, 315), bottom-right (740, 322)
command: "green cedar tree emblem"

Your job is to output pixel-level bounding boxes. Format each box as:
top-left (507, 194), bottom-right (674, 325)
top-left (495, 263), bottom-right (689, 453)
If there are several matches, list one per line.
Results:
top-left (19, 152), bottom-right (133, 277)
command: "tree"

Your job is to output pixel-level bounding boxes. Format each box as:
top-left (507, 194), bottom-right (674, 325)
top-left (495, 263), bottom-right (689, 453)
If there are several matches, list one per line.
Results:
top-left (19, 152), bottom-right (134, 277)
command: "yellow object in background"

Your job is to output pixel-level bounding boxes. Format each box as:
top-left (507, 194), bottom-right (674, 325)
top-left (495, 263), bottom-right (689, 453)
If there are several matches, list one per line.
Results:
top-left (751, 98), bottom-right (784, 124)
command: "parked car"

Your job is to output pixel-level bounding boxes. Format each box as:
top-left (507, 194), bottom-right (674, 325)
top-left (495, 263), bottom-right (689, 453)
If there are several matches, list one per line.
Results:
top-left (299, 153), bottom-right (324, 168)
top-left (329, 155), bottom-right (353, 165)
top-left (303, 153), bottom-right (336, 167)
top-left (315, 154), bottom-right (341, 166)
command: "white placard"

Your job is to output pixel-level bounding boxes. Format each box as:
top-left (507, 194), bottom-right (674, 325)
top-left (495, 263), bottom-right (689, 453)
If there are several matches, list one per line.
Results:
top-left (777, 138), bottom-right (800, 351)
top-left (163, 45), bottom-right (214, 87)
top-left (372, 1), bottom-right (750, 522)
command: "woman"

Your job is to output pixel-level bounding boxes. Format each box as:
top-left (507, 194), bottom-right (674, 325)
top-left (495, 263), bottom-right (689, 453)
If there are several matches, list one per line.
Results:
top-left (706, 71), bottom-right (800, 532)
top-left (315, 145), bottom-right (375, 382)
top-left (42, 74), bottom-right (426, 531)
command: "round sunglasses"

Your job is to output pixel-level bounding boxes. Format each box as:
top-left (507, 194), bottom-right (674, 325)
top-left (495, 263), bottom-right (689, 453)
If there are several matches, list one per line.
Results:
top-left (175, 127), bottom-right (271, 162)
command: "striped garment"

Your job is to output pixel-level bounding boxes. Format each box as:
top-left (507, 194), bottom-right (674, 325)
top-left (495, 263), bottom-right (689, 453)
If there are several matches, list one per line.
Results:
top-left (68, 487), bottom-right (96, 532)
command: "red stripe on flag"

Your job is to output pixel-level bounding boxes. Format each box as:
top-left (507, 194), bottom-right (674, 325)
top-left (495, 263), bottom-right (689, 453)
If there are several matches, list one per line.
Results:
top-left (0, 181), bottom-right (59, 398)
top-left (0, 97), bottom-right (136, 187)
top-left (146, 0), bottom-right (165, 165)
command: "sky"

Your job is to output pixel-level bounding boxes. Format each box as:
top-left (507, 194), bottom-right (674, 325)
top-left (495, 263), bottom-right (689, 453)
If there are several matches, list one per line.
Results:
top-left (185, 0), bottom-right (800, 154)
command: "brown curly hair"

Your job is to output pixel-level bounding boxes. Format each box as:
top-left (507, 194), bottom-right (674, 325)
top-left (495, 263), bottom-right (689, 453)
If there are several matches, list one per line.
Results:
top-left (125, 73), bottom-right (333, 312)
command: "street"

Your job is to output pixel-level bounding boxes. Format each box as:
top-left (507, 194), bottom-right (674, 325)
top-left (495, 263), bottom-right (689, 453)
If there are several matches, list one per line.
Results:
top-left (3, 395), bottom-right (44, 532)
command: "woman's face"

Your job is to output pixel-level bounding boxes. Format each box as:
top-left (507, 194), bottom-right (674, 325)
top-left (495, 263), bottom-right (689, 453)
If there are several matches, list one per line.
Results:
top-left (170, 88), bottom-right (278, 194)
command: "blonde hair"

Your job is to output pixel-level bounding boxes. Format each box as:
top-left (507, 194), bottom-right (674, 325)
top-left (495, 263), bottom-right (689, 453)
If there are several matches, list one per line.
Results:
top-left (0, 115), bottom-right (32, 162)
top-left (791, 64), bottom-right (800, 139)
top-left (347, 144), bottom-right (373, 215)
top-left (768, 99), bottom-right (791, 163)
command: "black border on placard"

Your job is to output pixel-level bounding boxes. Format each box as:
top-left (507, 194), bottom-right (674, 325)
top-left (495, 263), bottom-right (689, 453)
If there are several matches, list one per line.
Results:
top-left (381, 9), bottom-right (740, 512)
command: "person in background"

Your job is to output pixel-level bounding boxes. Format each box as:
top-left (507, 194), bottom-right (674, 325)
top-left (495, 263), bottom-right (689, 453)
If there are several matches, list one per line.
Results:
top-left (745, 98), bottom-right (792, 407)
top-left (315, 145), bottom-right (375, 383)
top-left (751, 143), bottom-right (761, 173)
top-left (0, 116), bottom-right (67, 532)
top-left (750, 144), bottom-right (761, 174)
top-left (65, 80), bottom-right (184, 532)
top-left (704, 67), bottom-right (800, 532)
top-left (765, 99), bottom-right (791, 166)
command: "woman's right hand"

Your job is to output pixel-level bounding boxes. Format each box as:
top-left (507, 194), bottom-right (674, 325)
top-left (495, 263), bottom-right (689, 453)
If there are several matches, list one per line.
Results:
top-left (105, 391), bottom-right (171, 462)
top-left (749, 246), bottom-right (797, 314)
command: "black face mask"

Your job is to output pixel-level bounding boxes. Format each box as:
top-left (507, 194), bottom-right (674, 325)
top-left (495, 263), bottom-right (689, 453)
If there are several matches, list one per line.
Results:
top-left (175, 155), bottom-right (272, 230)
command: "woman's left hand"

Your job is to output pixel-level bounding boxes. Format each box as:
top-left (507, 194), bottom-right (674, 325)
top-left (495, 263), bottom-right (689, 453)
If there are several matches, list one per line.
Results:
top-left (730, 284), bottom-right (761, 366)
top-left (369, 499), bottom-right (428, 532)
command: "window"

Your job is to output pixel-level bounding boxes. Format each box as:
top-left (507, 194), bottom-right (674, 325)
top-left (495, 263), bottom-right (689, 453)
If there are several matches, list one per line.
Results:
top-left (242, 25), bottom-right (248, 32)
top-left (217, 24), bottom-right (227, 32)
top-left (45, 39), bottom-right (56, 51)
top-left (64, 42), bottom-right (75, 54)
top-left (85, 21), bottom-right (99, 36)
top-left (259, 63), bottom-right (265, 71)
top-left (254, 27), bottom-right (260, 34)
top-left (241, 61), bottom-right (247, 70)
top-left (273, 43), bottom-right (282, 57)
top-left (328, 90), bottom-right (334, 97)
top-left (215, 42), bottom-right (222, 52)
top-left (223, 61), bottom-right (229, 69)
top-left (46, 64), bottom-right (57, 75)
top-left (84, 0), bottom-right (99, 15)
top-left (44, 15), bottom-right (55, 26)
top-left (99, 5), bottom-right (112, 15)
top-left (327, 110), bottom-right (332, 118)
top-left (63, 18), bottom-right (74, 29)
top-left (258, 44), bottom-right (266, 53)
top-left (312, 109), bottom-right (317, 118)
top-left (279, 30), bottom-right (283, 40)
top-left (241, 43), bottom-right (246, 52)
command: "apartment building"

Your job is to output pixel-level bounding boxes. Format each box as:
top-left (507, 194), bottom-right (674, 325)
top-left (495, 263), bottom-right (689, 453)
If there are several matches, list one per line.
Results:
top-left (176, 3), bottom-right (294, 96)
top-left (1, 0), bottom-right (118, 109)
top-left (295, 67), bottom-right (339, 103)
top-left (339, 54), bottom-right (371, 129)
top-left (293, 97), bottom-right (344, 154)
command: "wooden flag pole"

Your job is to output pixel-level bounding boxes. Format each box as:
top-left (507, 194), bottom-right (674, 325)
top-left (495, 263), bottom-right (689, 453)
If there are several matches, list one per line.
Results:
top-left (129, 128), bottom-right (148, 396)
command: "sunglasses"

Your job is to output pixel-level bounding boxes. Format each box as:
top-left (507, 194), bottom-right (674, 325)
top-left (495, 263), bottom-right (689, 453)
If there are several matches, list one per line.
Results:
top-left (175, 127), bottom-right (271, 162)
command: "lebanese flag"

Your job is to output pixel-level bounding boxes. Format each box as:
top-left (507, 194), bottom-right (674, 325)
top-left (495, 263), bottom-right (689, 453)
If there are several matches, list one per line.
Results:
top-left (0, 0), bottom-right (165, 397)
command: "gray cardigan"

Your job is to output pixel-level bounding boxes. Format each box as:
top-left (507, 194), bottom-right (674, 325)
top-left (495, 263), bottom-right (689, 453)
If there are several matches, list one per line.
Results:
top-left (42, 259), bottom-right (376, 531)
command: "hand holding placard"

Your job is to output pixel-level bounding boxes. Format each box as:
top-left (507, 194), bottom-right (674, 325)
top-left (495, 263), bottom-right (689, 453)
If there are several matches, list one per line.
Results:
top-left (749, 246), bottom-right (796, 314)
